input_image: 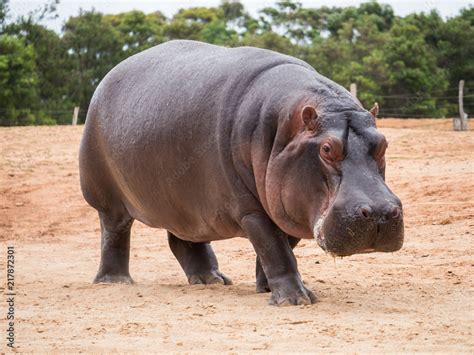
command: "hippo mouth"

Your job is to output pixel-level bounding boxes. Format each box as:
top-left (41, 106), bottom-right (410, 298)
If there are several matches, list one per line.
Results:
top-left (314, 223), bottom-right (376, 257)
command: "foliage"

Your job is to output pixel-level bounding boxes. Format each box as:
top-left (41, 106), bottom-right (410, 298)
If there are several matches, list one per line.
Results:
top-left (5, 20), bottom-right (73, 123)
top-left (0, 0), bottom-right (8, 29)
top-left (62, 10), bottom-right (123, 121)
top-left (0, 0), bottom-right (472, 124)
top-left (0, 35), bottom-right (44, 125)
top-left (105, 10), bottom-right (166, 57)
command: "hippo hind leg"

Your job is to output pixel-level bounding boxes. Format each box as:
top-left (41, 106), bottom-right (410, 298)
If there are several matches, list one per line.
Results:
top-left (256, 236), bottom-right (300, 293)
top-left (168, 232), bottom-right (232, 285)
top-left (93, 210), bottom-right (134, 284)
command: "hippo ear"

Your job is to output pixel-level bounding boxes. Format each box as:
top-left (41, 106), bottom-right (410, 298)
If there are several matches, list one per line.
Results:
top-left (301, 105), bottom-right (318, 131)
top-left (369, 102), bottom-right (379, 126)
top-left (369, 102), bottom-right (379, 118)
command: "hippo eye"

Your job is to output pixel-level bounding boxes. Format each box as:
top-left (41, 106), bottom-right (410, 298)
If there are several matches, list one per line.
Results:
top-left (319, 138), bottom-right (343, 163)
top-left (322, 143), bottom-right (331, 154)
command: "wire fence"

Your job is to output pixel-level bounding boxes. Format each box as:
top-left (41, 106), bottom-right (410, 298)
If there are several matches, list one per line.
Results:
top-left (357, 83), bottom-right (472, 119)
top-left (0, 109), bottom-right (79, 126)
top-left (0, 84), bottom-right (471, 125)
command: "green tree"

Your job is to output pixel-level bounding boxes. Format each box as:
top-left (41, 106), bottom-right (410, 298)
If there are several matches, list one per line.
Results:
top-left (0, 35), bottom-right (44, 125)
top-left (105, 10), bottom-right (166, 58)
top-left (437, 7), bottom-right (474, 115)
top-left (455, 7), bottom-right (474, 113)
top-left (166, 7), bottom-right (219, 40)
top-left (0, 0), bottom-right (8, 30)
top-left (219, 0), bottom-right (259, 37)
top-left (200, 19), bottom-right (238, 45)
top-left (304, 5), bottom-right (392, 110)
top-left (381, 17), bottom-right (449, 116)
top-left (6, 20), bottom-right (73, 123)
top-left (62, 10), bottom-right (122, 122)
top-left (260, 1), bottom-right (325, 44)
top-left (165, 6), bottom-right (239, 45)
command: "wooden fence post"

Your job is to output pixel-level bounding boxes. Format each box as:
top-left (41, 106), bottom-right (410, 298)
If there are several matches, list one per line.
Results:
top-left (454, 80), bottom-right (468, 131)
top-left (72, 106), bottom-right (79, 125)
top-left (459, 80), bottom-right (468, 131)
top-left (350, 83), bottom-right (357, 98)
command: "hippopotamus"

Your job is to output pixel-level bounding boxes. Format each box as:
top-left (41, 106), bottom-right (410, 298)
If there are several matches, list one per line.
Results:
top-left (79, 40), bottom-right (404, 306)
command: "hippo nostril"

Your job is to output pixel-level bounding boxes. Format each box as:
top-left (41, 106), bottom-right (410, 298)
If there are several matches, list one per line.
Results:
top-left (359, 206), bottom-right (372, 219)
top-left (390, 205), bottom-right (401, 219)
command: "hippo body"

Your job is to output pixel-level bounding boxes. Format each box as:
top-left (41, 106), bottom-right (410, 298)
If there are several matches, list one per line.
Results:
top-left (80, 40), bottom-right (404, 305)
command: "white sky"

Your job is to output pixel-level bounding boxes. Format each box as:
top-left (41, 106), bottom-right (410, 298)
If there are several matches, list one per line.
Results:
top-left (8, 0), bottom-right (473, 32)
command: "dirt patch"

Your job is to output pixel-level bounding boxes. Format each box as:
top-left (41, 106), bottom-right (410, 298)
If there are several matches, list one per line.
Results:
top-left (0, 119), bottom-right (473, 352)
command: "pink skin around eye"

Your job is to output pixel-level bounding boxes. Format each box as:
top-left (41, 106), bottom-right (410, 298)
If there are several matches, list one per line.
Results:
top-left (320, 137), bottom-right (343, 163)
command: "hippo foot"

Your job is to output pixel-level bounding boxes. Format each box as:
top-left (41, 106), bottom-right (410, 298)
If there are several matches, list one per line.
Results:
top-left (268, 286), bottom-right (316, 306)
top-left (256, 281), bottom-right (271, 293)
top-left (93, 273), bottom-right (134, 284)
top-left (256, 268), bottom-right (271, 293)
top-left (188, 270), bottom-right (233, 285)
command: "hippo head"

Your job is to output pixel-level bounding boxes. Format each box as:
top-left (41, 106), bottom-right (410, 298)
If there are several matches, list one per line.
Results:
top-left (263, 99), bottom-right (404, 257)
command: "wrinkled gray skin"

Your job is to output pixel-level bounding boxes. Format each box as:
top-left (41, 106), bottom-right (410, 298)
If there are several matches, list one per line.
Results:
top-left (80, 40), bottom-right (404, 306)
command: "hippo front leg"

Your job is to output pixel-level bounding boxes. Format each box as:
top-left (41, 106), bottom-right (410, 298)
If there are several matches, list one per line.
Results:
top-left (256, 236), bottom-right (301, 293)
top-left (241, 213), bottom-right (316, 306)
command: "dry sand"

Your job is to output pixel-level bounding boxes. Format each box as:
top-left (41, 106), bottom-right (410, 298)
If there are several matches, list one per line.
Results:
top-left (0, 119), bottom-right (473, 352)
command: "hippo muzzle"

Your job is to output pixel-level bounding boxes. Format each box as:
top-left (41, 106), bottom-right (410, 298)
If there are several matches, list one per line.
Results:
top-left (314, 191), bottom-right (404, 256)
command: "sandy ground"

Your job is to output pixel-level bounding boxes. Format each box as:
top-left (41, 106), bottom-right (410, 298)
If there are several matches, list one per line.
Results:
top-left (0, 119), bottom-right (473, 353)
